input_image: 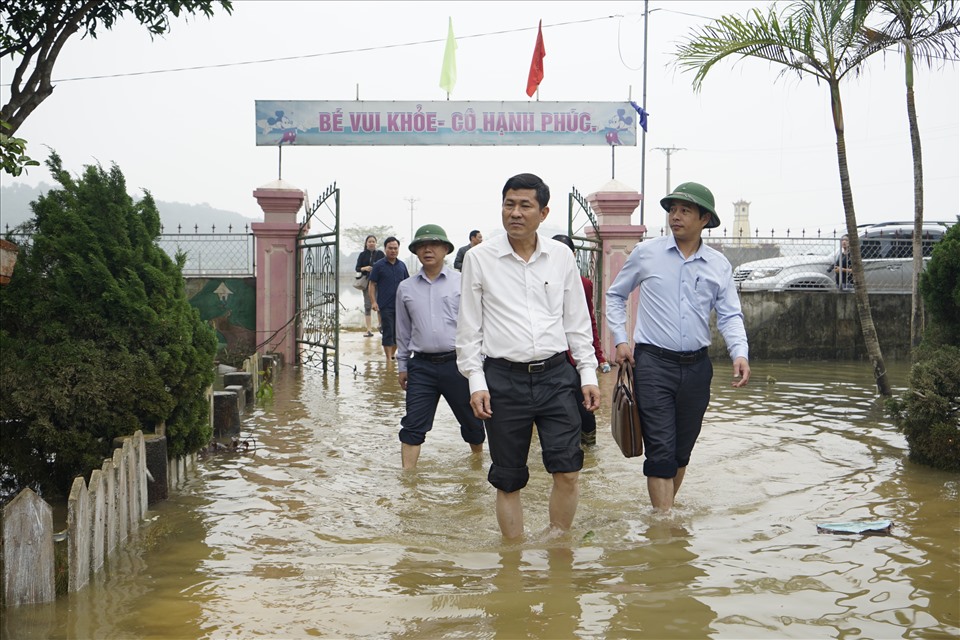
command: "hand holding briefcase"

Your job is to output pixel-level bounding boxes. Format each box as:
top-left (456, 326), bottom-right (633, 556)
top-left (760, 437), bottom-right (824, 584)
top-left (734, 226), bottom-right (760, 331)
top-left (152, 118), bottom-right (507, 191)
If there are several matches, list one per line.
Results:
top-left (611, 363), bottom-right (643, 458)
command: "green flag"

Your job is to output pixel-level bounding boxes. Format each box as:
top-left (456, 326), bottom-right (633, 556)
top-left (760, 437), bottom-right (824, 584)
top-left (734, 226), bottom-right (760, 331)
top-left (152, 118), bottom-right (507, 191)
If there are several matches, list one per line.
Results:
top-left (439, 17), bottom-right (457, 95)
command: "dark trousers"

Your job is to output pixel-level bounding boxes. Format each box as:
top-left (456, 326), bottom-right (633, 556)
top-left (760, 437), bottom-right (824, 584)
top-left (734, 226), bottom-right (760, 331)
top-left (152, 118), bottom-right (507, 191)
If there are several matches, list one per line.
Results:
top-left (633, 346), bottom-right (713, 478)
top-left (482, 359), bottom-right (584, 493)
top-left (399, 357), bottom-right (484, 446)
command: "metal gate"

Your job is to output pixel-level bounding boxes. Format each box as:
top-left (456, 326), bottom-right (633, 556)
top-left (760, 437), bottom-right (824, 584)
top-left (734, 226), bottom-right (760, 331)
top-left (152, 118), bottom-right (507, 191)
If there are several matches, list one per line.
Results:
top-left (296, 183), bottom-right (340, 374)
top-left (568, 186), bottom-right (603, 324)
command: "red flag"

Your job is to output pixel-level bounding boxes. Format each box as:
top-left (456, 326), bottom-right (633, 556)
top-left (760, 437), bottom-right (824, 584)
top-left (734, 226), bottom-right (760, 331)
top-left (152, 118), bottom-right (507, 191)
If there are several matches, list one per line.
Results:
top-left (526, 20), bottom-right (546, 97)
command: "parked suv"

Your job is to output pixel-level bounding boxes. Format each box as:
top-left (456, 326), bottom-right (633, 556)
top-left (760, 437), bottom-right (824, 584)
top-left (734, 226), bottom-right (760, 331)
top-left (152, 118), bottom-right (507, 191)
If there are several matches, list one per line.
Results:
top-left (733, 221), bottom-right (953, 293)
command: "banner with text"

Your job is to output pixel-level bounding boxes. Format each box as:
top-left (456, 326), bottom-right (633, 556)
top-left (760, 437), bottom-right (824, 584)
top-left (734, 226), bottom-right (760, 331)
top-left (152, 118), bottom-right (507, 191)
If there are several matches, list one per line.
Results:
top-left (255, 101), bottom-right (637, 146)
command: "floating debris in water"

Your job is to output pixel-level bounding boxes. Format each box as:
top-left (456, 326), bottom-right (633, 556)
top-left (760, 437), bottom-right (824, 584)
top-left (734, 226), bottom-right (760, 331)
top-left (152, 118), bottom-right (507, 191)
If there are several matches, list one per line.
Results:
top-left (816, 519), bottom-right (892, 535)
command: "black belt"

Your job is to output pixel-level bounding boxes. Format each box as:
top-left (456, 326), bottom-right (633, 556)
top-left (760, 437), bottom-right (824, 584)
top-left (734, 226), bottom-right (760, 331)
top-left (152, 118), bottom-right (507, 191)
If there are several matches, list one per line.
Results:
top-left (636, 343), bottom-right (708, 364)
top-left (412, 351), bottom-right (457, 364)
top-left (484, 352), bottom-right (567, 374)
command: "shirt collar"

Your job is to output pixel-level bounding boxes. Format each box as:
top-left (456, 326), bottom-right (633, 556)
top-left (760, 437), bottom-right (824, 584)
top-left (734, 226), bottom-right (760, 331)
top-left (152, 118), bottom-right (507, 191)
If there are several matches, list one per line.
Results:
top-left (665, 234), bottom-right (710, 262)
top-left (415, 266), bottom-right (449, 283)
top-left (493, 232), bottom-right (553, 261)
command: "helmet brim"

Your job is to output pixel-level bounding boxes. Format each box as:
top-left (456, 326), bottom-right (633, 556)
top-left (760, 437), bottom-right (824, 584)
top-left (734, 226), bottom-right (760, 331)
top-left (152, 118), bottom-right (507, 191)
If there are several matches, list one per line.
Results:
top-left (409, 239), bottom-right (455, 255)
top-left (659, 193), bottom-right (721, 229)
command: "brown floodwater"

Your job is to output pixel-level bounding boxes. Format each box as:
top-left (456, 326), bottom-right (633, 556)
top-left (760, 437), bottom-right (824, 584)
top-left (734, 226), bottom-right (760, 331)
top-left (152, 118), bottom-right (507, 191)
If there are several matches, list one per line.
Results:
top-left (3, 331), bottom-right (958, 639)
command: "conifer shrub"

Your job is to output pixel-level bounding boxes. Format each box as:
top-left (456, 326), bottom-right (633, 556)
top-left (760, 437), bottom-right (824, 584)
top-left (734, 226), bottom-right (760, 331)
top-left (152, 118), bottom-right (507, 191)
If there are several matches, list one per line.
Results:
top-left (887, 219), bottom-right (960, 471)
top-left (0, 153), bottom-right (217, 499)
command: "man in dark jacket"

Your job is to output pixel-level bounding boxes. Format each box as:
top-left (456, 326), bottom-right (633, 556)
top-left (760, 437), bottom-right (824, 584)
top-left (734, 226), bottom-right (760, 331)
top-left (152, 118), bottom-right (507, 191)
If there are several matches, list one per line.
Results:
top-left (453, 230), bottom-right (483, 271)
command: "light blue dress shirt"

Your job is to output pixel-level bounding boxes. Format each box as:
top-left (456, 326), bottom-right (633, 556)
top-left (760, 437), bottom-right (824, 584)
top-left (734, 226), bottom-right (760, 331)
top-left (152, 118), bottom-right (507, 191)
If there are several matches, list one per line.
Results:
top-left (605, 235), bottom-right (748, 361)
top-left (395, 267), bottom-right (461, 373)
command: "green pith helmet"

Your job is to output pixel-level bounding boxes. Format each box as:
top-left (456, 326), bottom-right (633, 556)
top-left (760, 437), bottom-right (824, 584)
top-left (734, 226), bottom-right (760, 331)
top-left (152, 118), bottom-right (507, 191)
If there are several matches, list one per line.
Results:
top-left (660, 182), bottom-right (721, 229)
top-left (409, 224), bottom-right (455, 254)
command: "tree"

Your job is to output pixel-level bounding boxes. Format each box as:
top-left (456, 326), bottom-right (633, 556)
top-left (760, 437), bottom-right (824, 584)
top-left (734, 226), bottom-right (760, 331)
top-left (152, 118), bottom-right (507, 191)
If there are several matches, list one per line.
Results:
top-left (0, 152), bottom-right (217, 499)
top-left (918, 217), bottom-right (960, 345)
top-left (0, 120), bottom-right (39, 176)
top-left (853, 0), bottom-right (960, 348)
top-left (886, 219), bottom-right (960, 471)
top-left (674, 0), bottom-right (893, 395)
top-left (342, 225), bottom-right (400, 252)
top-left (0, 0), bottom-right (232, 175)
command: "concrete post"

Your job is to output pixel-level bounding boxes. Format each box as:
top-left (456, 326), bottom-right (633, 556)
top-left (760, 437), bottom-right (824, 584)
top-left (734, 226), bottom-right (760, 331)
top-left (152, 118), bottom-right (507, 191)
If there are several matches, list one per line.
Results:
top-left (587, 179), bottom-right (646, 361)
top-left (251, 179), bottom-right (305, 366)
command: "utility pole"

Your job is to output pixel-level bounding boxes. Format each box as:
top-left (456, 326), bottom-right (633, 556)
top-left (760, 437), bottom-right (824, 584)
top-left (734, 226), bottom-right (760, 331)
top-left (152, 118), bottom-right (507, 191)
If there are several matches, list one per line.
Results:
top-left (653, 146), bottom-right (684, 235)
top-left (405, 196), bottom-right (419, 271)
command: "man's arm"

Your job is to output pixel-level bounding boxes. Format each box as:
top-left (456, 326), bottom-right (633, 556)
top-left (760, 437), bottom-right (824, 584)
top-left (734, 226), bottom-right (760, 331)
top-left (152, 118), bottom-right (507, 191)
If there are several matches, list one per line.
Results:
top-left (455, 251), bottom-right (489, 410)
top-left (605, 245), bottom-right (641, 364)
top-left (455, 252), bottom-right (492, 419)
top-left (395, 284), bottom-right (412, 369)
top-left (368, 262), bottom-right (381, 310)
top-left (453, 246), bottom-right (466, 271)
top-left (714, 267), bottom-right (750, 387)
top-left (396, 284), bottom-right (412, 388)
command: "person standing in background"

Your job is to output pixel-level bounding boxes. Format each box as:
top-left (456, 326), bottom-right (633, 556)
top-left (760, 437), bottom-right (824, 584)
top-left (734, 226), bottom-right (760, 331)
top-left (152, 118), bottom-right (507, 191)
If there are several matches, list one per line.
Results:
top-left (396, 224), bottom-right (484, 469)
top-left (355, 235), bottom-right (385, 337)
top-left (454, 230), bottom-right (483, 271)
top-left (834, 234), bottom-right (853, 291)
top-left (369, 237), bottom-right (409, 361)
top-left (457, 173), bottom-right (600, 540)
top-left (606, 181), bottom-right (750, 512)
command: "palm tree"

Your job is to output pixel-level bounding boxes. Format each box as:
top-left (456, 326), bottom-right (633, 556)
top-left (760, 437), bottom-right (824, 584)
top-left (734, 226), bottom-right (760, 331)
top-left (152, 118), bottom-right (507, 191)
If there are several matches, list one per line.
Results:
top-left (674, 0), bottom-right (892, 396)
top-left (854, 0), bottom-right (960, 348)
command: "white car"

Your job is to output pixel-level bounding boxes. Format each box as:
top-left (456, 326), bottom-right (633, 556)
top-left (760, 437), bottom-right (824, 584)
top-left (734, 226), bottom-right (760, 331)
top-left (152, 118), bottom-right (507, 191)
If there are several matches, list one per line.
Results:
top-left (733, 221), bottom-right (953, 293)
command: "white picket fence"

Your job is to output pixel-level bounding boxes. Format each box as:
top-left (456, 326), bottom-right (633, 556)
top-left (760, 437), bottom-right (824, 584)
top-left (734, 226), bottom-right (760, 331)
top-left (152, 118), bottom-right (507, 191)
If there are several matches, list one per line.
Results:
top-left (2, 351), bottom-right (268, 608)
top-left (1, 431), bottom-right (197, 607)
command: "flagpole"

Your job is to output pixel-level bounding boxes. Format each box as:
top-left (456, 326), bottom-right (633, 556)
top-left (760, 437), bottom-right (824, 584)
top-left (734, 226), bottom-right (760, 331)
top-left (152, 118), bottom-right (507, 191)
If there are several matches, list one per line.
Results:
top-left (639, 0), bottom-right (650, 226)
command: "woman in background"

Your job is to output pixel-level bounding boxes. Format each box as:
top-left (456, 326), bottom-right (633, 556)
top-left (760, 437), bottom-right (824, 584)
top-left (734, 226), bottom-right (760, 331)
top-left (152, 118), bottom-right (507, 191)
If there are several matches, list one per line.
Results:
top-left (356, 235), bottom-right (385, 336)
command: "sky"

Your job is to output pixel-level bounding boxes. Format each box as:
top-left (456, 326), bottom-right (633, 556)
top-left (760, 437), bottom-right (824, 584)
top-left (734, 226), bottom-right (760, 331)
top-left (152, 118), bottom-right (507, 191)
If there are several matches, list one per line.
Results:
top-left (1, 0), bottom-right (957, 260)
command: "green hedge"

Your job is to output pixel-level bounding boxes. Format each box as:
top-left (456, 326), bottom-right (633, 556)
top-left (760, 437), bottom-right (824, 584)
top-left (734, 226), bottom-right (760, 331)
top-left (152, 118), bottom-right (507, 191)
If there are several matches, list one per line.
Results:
top-left (0, 153), bottom-right (217, 499)
top-left (887, 218), bottom-right (960, 472)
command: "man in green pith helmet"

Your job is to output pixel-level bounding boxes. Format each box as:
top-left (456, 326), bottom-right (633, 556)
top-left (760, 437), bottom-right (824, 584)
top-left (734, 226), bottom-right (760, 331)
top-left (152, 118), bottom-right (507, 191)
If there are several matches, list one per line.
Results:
top-left (396, 224), bottom-right (484, 469)
top-left (606, 181), bottom-right (751, 511)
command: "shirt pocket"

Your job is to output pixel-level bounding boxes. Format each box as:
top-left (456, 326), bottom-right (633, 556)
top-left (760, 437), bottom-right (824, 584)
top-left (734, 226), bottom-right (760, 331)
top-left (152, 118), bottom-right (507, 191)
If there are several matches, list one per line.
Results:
top-left (440, 293), bottom-right (460, 325)
top-left (693, 275), bottom-right (719, 313)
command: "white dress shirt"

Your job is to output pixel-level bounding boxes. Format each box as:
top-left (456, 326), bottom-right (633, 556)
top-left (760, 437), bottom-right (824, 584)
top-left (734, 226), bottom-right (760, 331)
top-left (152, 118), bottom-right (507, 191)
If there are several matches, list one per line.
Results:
top-left (456, 233), bottom-right (599, 394)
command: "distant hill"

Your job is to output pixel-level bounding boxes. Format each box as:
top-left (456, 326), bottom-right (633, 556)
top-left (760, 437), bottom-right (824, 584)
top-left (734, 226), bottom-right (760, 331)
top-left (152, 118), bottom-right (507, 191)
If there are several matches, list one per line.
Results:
top-left (1, 182), bottom-right (259, 234)
top-left (2, 182), bottom-right (366, 274)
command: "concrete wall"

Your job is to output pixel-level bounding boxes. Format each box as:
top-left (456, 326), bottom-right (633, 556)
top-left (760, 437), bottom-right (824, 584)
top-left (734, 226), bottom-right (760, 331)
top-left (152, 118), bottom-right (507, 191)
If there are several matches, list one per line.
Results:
top-left (710, 291), bottom-right (913, 361)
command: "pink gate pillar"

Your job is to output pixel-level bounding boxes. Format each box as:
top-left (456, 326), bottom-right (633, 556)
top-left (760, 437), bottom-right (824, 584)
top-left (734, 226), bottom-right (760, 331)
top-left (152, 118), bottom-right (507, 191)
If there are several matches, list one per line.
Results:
top-left (586, 180), bottom-right (646, 361)
top-left (251, 179), bottom-right (305, 366)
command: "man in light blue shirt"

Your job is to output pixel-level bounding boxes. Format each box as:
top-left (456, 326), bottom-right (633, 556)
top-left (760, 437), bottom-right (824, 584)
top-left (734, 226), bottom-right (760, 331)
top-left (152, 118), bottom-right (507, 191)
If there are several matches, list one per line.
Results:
top-left (606, 182), bottom-right (751, 511)
top-left (396, 224), bottom-right (484, 469)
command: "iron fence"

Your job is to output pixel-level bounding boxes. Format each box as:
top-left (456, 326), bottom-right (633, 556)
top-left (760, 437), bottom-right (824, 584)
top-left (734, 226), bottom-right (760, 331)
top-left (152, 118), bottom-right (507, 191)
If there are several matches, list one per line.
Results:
top-left (2, 224), bottom-right (255, 277)
top-left (157, 224), bottom-right (255, 277)
top-left (647, 227), bottom-right (945, 268)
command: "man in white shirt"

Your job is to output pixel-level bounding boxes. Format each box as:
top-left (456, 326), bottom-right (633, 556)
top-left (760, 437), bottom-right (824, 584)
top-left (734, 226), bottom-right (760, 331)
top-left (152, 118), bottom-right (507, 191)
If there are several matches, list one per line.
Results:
top-left (456, 173), bottom-right (601, 540)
